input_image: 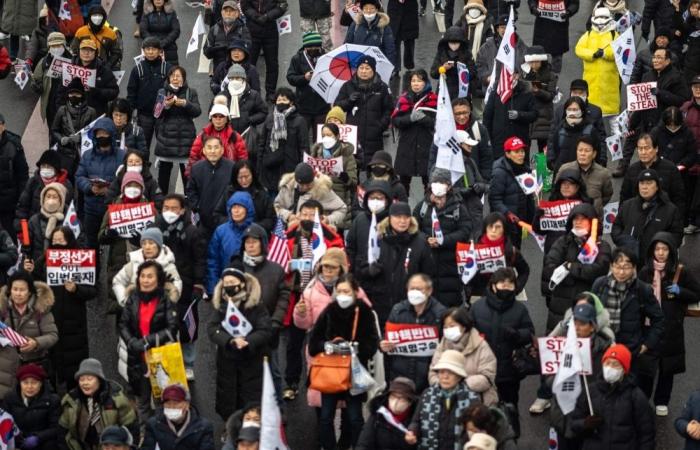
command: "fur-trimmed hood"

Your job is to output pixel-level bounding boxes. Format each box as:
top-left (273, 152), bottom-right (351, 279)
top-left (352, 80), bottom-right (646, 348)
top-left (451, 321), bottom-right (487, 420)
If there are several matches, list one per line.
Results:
top-left (143, 0), bottom-right (175, 14)
top-left (278, 171), bottom-right (334, 198)
top-left (354, 11), bottom-right (390, 28)
top-left (377, 216), bottom-right (419, 237)
top-left (0, 282), bottom-right (55, 314)
top-left (211, 272), bottom-right (262, 310)
top-left (124, 282), bottom-right (180, 304)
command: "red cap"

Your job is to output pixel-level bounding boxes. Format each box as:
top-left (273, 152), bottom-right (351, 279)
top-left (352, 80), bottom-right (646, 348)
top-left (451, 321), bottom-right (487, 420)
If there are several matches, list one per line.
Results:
top-left (602, 344), bottom-right (632, 374)
top-left (16, 363), bottom-right (47, 382)
top-left (161, 384), bottom-right (190, 402)
top-left (504, 136), bottom-right (526, 152)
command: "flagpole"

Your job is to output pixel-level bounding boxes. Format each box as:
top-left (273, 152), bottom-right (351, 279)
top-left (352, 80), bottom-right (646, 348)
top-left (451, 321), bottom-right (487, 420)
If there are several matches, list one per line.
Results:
top-left (582, 374), bottom-right (594, 416)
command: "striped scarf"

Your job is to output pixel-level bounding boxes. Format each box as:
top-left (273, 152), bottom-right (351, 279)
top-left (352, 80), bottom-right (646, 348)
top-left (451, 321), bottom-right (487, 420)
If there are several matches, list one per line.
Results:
top-left (605, 275), bottom-right (634, 333)
top-left (270, 106), bottom-right (296, 152)
top-left (300, 236), bottom-right (313, 288)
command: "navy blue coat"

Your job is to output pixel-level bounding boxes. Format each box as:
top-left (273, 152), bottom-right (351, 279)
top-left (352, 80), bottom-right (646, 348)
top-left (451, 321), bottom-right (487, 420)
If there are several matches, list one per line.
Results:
top-left (488, 157), bottom-right (536, 224)
top-left (676, 390), bottom-right (700, 450)
top-left (141, 408), bottom-right (215, 450)
top-left (345, 13), bottom-right (397, 65)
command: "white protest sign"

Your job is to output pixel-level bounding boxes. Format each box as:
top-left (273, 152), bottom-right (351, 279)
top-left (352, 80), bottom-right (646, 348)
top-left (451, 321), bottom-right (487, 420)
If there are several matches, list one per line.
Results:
top-left (538, 336), bottom-right (592, 375)
top-left (603, 201), bottom-right (619, 234)
top-left (315, 124), bottom-right (358, 151)
top-left (606, 134), bottom-right (623, 161)
top-left (62, 63), bottom-right (96, 88)
top-left (45, 249), bottom-right (97, 286)
top-left (303, 153), bottom-right (343, 176)
top-left (48, 55), bottom-right (71, 78)
top-left (626, 82), bottom-right (657, 112)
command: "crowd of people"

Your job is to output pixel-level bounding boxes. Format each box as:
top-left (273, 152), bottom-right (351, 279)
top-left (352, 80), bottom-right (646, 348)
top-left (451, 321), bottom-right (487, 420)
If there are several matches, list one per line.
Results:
top-left (0, 0), bottom-right (699, 449)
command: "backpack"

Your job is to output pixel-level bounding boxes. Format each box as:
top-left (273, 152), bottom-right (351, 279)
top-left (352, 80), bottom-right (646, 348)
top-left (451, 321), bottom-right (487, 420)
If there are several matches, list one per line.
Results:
top-left (135, 59), bottom-right (168, 82)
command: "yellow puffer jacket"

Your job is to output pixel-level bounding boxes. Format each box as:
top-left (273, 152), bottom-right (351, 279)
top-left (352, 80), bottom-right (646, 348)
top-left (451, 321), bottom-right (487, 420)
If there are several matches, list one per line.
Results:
top-left (575, 29), bottom-right (620, 115)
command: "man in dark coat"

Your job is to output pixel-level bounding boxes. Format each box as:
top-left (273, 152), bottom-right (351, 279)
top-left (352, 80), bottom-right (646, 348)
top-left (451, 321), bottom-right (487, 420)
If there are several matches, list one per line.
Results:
top-left (440, 98), bottom-right (493, 180)
top-left (335, 55), bottom-right (393, 171)
top-left (528, 0), bottom-right (579, 73)
top-left (203, 0), bottom-right (252, 70)
top-left (484, 76), bottom-right (537, 159)
top-left (630, 29), bottom-right (679, 84)
top-left (210, 39), bottom-right (261, 95)
top-left (387, 0), bottom-right (419, 71)
top-left (0, 117), bottom-right (27, 237)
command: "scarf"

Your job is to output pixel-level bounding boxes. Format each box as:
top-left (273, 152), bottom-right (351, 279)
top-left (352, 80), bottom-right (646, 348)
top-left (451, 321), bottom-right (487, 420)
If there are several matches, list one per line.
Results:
top-left (299, 235), bottom-right (313, 288)
top-left (391, 90), bottom-right (438, 119)
top-left (162, 219), bottom-right (186, 242)
top-left (602, 0), bottom-right (627, 14)
top-left (86, 397), bottom-right (101, 427)
top-left (465, 11), bottom-right (486, 57)
top-left (418, 384), bottom-right (479, 450)
top-left (227, 81), bottom-right (246, 119)
top-left (166, 410), bottom-right (191, 437)
top-left (652, 260), bottom-right (666, 304)
top-left (270, 106), bottom-right (296, 152)
top-left (606, 275), bottom-right (634, 332)
top-left (41, 206), bottom-right (65, 240)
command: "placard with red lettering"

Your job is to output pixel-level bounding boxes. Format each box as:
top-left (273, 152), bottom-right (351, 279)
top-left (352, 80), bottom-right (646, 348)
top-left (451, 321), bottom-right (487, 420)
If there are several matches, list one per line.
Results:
top-left (626, 82), bottom-right (657, 112)
top-left (538, 336), bottom-right (592, 375)
top-left (538, 199), bottom-right (582, 231)
top-left (457, 242), bottom-right (506, 274)
top-left (45, 249), bottom-right (97, 286)
top-left (108, 202), bottom-right (156, 238)
top-left (537, 0), bottom-right (567, 21)
top-left (385, 322), bottom-right (439, 357)
top-left (303, 153), bottom-right (343, 176)
top-left (62, 63), bottom-right (96, 88)
top-left (316, 124), bottom-right (358, 152)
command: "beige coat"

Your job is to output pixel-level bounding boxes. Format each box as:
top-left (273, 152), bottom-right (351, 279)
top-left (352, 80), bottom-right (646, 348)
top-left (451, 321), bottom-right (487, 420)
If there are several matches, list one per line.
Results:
top-left (273, 172), bottom-right (349, 228)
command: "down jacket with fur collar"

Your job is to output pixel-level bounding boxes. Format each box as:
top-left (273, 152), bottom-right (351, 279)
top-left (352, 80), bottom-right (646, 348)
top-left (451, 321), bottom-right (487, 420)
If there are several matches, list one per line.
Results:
top-left (345, 13), bottom-right (397, 65)
top-left (112, 245), bottom-right (182, 307)
top-left (274, 172), bottom-right (349, 229)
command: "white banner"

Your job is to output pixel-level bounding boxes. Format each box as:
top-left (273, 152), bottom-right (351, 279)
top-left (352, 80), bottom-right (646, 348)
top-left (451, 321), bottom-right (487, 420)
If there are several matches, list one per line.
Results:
top-left (48, 55), bottom-right (71, 78)
top-left (302, 153), bottom-right (343, 176)
top-left (45, 249), bottom-right (96, 286)
top-left (606, 134), bottom-right (623, 161)
top-left (62, 63), bottom-right (96, 88)
top-left (603, 201), bottom-right (619, 234)
top-left (626, 82), bottom-right (657, 112)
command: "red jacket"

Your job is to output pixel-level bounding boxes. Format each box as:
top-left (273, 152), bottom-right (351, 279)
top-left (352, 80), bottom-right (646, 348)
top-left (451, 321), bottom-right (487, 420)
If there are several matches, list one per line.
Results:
top-left (0, 45), bottom-right (10, 80)
top-left (185, 123), bottom-right (248, 177)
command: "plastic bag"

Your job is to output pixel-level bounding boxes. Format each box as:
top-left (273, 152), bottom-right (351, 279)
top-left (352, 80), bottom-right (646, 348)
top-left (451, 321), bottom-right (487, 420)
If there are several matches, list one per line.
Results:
top-left (350, 347), bottom-right (376, 396)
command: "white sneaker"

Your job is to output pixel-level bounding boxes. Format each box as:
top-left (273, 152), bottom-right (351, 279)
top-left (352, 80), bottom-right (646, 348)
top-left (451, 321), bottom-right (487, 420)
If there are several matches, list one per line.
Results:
top-left (0, 32), bottom-right (8, 39)
top-left (685, 224), bottom-right (700, 235)
top-left (185, 368), bottom-right (195, 381)
top-left (21, 35), bottom-right (30, 41)
top-left (529, 398), bottom-right (552, 414)
top-left (656, 405), bottom-right (668, 416)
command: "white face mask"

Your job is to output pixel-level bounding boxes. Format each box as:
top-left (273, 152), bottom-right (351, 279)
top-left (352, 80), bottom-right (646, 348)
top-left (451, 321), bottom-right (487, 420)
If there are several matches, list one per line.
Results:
top-left (566, 109), bottom-right (583, 119)
top-left (367, 198), bottom-right (386, 213)
top-left (241, 420), bottom-right (260, 429)
top-left (443, 326), bottom-right (463, 342)
top-left (40, 168), bottom-right (56, 179)
top-left (448, 42), bottom-right (461, 51)
top-left (162, 211), bottom-right (180, 224)
top-left (230, 79), bottom-right (246, 91)
top-left (467, 8), bottom-right (481, 18)
top-left (163, 407), bottom-right (184, 421)
top-left (388, 397), bottom-right (410, 414)
top-left (336, 294), bottom-right (354, 309)
top-left (321, 136), bottom-right (337, 149)
top-left (407, 289), bottom-right (426, 305)
top-left (124, 187), bottom-right (141, 199)
top-left (126, 165), bottom-right (142, 173)
top-left (571, 227), bottom-right (588, 237)
top-left (363, 13), bottom-right (376, 21)
top-left (90, 15), bottom-right (103, 25)
top-left (49, 47), bottom-right (64, 57)
top-left (431, 182), bottom-right (448, 197)
top-left (602, 365), bottom-right (624, 383)
top-left (549, 263), bottom-right (570, 290)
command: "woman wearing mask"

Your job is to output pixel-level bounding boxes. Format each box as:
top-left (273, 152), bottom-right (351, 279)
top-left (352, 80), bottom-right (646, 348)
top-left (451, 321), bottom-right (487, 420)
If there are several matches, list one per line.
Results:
top-left (309, 123), bottom-right (358, 230)
top-left (347, 180), bottom-right (393, 274)
top-left (25, 183), bottom-right (69, 264)
top-left (217, 64), bottom-right (268, 137)
top-left (429, 307), bottom-right (498, 406)
top-left (105, 149), bottom-right (164, 207)
top-left (118, 260), bottom-right (179, 422)
top-left (461, 403), bottom-right (518, 450)
top-left (391, 69), bottom-right (438, 197)
top-left (356, 377), bottom-right (419, 450)
top-left (214, 160), bottom-right (275, 232)
top-left (521, 46), bottom-right (558, 153)
top-left (546, 96), bottom-right (598, 175)
top-left (639, 232), bottom-right (700, 416)
top-left (0, 271), bottom-right (58, 399)
top-left (353, 151), bottom-right (408, 218)
top-left (222, 403), bottom-right (260, 450)
top-left (31, 32), bottom-right (73, 133)
top-left (209, 268), bottom-right (272, 420)
top-left (429, 26), bottom-right (478, 100)
top-left (153, 66), bottom-right (202, 192)
top-left (210, 40), bottom-right (260, 96)
top-left (140, 0), bottom-right (181, 65)
top-left (470, 268), bottom-right (534, 437)
top-left (308, 274), bottom-right (379, 450)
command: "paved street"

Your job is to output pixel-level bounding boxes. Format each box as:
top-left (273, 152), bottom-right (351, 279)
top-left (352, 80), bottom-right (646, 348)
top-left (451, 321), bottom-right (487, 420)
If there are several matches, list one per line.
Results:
top-left (2, 0), bottom-right (699, 448)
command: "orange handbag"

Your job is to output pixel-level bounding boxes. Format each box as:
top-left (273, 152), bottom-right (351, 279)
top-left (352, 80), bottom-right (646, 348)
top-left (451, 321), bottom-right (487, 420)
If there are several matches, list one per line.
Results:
top-left (309, 307), bottom-right (359, 394)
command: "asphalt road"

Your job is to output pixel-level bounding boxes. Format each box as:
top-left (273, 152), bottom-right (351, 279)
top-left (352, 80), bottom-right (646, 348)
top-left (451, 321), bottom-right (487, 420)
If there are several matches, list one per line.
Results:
top-left (2, 0), bottom-right (699, 449)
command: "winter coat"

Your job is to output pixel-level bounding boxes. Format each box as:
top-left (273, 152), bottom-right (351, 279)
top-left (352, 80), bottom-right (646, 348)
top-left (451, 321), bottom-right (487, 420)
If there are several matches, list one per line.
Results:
top-left (429, 26), bottom-right (478, 101)
top-left (455, 5), bottom-right (494, 60)
top-left (541, 204), bottom-right (612, 331)
top-left (356, 393), bottom-right (417, 450)
top-left (208, 276), bottom-right (272, 419)
top-left (222, 85), bottom-right (268, 134)
top-left (570, 376), bottom-right (655, 450)
top-left (651, 124), bottom-right (697, 168)
top-left (387, 0), bottom-right (419, 41)
top-left (428, 327), bottom-right (499, 406)
top-left (118, 283), bottom-right (179, 394)
top-left (71, 19), bottom-right (123, 70)
top-left (676, 390), bottom-right (700, 450)
top-left (0, 130), bottom-right (29, 213)
top-left (522, 65), bottom-right (558, 141)
top-left (683, 16), bottom-right (700, 79)
top-left (186, 158), bottom-right (235, 234)
top-left (470, 289), bottom-right (534, 383)
top-left (3, 384), bottom-right (60, 450)
top-left (466, 233), bottom-right (530, 299)
top-left (58, 380), bottom-right (138, 450)
top-left (51, 102), bottom-right (98, 175)
top-left (309, 141), bottom-right (357, 229)
top-left (547, 118), bottom-right (598, 174)
top-left (488, 157), bottom-right (536, 223)
top-left (385, 298), bottom-right (446, 393)
top-left (234, 256), bottom-right (290, 330)
top-left (126, 58), bottom-right (171, 114)
top-left (26, 18), bottom-right (50, 69)
top-left (215, 184), bottom-right (275, 232)
top-left (681, 99), bottom-right (700, 150)
top-left (638, 232), bottom-right (700, 375)
top-left (552, 99), bottom-right (607, 159)
top-left (154, 85), bottom-right (202, 159)
top-left (287, 49), bottom-right (331, 117)
top-left (240, 0), bottom-right (287, 38)
top-left (300, 0), bottom-right (331, 18)
top-left (483, 81), bottom-right (537, 158)
top-left (429, 118), bottom-right (493, 181)
top-left (114, 123), bottom-right (148, 156)
top-left (575, 29), bottom-right (620, 115)
top-left (204, 19), bottom-right (252, 70)
top-left (186, 124), bottom-right (249, 177)
top-left (141, 408), bottom-right (215, 450)
top-left (154, 216), bottom-right (207, 288)
top-left (629, 40), bottom-right (681, 85)
top-left (293, 276), bottom-right (371, 331)
top-left (346, 181), bottom-right (392, 275)
top-left (31, 50), bottom-right (73, 122)
top-left (353, 176), bottom-right (409, 218)
top-left (392, 89), bottom-right (438, 177)
top-left (0, 283), bottom-right (58, 398)
top-left (558, 161), bottom-right (614, 217)
top-left (112, 246), bottom-right (183, 307)
top-left (413, 193), bottom-right (471, 307)
top-left (641, 0), bottom-right (676, 40)
top-left (16, 171), bottom-right (74, 225)
top-left (105, 168), bottom-right (163, 208)
top-left (475, 35), bottom-right (527, 100)
top-left (260, 108), bottom-right (309, 191)
top-left (631, 64), bottom-right (691, 133)
top-left (1, 0), bottom-right (38, 36)
top-left (274, 172), bottom-right (349, 229)
top-left (207, 192), bottom-right (255, 293)
top-left (345, 13), bottom-right (397, 65)
top-left (549, 299), bottom-right (615, 341)
top-left (140, 2), bottom-right (181, 64)
top-left (56, 56), bottom-right (119, 116)
top-left (529, 0), bottom-right (579, 55)
top-left (211, 58), bottom-right (261, 95)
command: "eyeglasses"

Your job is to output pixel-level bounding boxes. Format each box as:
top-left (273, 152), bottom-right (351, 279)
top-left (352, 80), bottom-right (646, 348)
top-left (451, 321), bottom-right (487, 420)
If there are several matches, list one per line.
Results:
top-left (612, 263), bottom-right (634, 271)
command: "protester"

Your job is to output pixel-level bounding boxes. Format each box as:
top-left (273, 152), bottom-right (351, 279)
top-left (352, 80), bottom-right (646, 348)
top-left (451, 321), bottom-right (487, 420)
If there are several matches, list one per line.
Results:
top-left (528, 0), bottom-right (578, 73)
top-left (52, 77), bottom-right (97, 175)
top-left (346, 179), bottom-right (392, 276)
top-left (522, 46), bottom-right (558, 152)
top-left (429, 26), bottom-right (477, 100)
top-left (461, 404), bottom-right (518, 450)
top-left (204, 1), bottom-right (252, 71)
top-left (0, 114), bottom-right (29, 235)
top-left (211, 40), bottom-right (262, 95)
top-left (221, 403), bottom-right (260, 450)
top-left (109, 99), bottom-right (148, 156)
top-left (355, 151), bottom-right (409, 215)
top-left (71, 5), bottom-right (122, 70)
top-left (547, 96), bottom-right (599, 175)
top-left (98, 426), bottom-right (135, 450)
top-left (27, 185), bottom-right (68, 272)
top-left (215, 160), bottom-right (275, 232)
top-left (31, 32), bottom-right (72, 129)
top-left (105, 149), bottom-right (163, 207)
top-left (344, 0), bottom-right (396, 65)
top-left (676, 389), bottom-right (700, 449)
top-left (218, 67), bottom-right (268, 139)
top-left (558, 136), bottom-right (613, 217)
top-left (139, 0), bottom-right (181, 66)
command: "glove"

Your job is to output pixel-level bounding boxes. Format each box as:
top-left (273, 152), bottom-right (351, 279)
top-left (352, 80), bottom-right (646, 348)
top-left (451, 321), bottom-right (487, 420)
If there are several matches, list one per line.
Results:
top-left (502, 327), bottom-right (519, 343)
top-left (127, 338), bottom-right (146, 353)
top-left (338, 171), bottom-right (350, 183)
top-left (650, 87), bottom-right (658, 96)
top-left (257, 13), bottom-right (269, 23)
top-left (21, 436), bottom-right (40, 449)
top-left (507, 110), bottom-right (519, 120)
top-left (410, 109), bottom-right (426, 122)
top-left (349, 92), bottom-right (362, 103)
top-left (666, 283), bottom-right (680, 295)
top-left (506, 212), bottom-right (520, 224)
top-left (472, 182), bottom-right (488, 195)
top-left (60, 136), bottom-right (71, 146)
top-left (105, 227), bottom-right (120, 238)
top-left (583, 415), bottom-right (603, 431)
top-left (593, 48), bottom-right (604, 59)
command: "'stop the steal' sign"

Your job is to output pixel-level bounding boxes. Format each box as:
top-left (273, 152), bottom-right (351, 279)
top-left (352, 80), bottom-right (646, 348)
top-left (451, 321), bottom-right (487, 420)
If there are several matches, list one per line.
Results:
top-left (108, 202), bottom-right (156, 238)
top-left (62, 63), bottom-right (96, 88)
top-left (303, 153), bottom-right (344, 177)
top-left (315, 124), bottom-right (358, 151)
top-left (45, 248), bottom-right (97, 286)
top-left (626, 82), bottom-right (657, 112)
top-left (538, 336), bottom-right (593, 375)
top-left (538, 199), bottom-right (582, 231)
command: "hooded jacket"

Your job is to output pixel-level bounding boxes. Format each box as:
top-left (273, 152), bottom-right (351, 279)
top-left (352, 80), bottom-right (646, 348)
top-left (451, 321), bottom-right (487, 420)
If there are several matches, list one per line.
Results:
top-left (575, 28), bottom-right (621, 115)
top-left (309, 140), bottom-right (358, 229)
top-left (140, 1), bottom-right (181, 64)
top-left (345, 12), bottom-right (397, 65)
top-left (71, 6), bottom-right (122, 69)
top-left (347, 180), bottom-right (393, 278)
top-left (112, 245), bottom-right (183, 307)
top-left (154, 84), bottom-right (202, 159)
top-left (488, 157), bottom-right (536, 224)
top-left (356, 392), bottom-right (417, 450)
top-left (57, 54), bottom-right (119, 117)
top-left (274, 172), bottom-right (349, 229)
top-left (16, 169), bottom-right (74, 226)
top-left (429, 26), bottom-right (478, 101)
top-left (204, 19), bottom-right (252, 70)
top-left (547, 113), bottom-right (598, 174)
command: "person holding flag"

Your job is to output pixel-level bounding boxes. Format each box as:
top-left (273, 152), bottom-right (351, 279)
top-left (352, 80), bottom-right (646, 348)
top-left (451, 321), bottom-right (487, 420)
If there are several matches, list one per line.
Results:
top-left (429, 26), bottom-right (478, 101)
top-left (209, 268), bottom-right (273, 421)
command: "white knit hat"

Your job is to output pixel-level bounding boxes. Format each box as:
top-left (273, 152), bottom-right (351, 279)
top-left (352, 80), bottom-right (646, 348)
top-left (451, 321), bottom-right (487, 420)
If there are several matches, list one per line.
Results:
top-left (209, 103), bottom-right (229, 118)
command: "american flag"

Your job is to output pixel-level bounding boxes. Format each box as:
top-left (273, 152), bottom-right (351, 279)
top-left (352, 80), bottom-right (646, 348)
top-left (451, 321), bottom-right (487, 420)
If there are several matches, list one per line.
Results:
top-left (268, 217), bottom-right (291, 272)
top-left (0, 321), bottom-right (28, 347)
top-left (183, 300), bottom-right (197, 341)
top-left (497, 65), bottom-right (514, 104)
top-left (495, 6), bottom-right (516, 104)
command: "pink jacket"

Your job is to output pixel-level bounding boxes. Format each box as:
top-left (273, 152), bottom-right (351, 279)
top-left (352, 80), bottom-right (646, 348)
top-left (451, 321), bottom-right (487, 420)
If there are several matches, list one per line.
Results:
top-left (293, 277), bottom-right (371, 330)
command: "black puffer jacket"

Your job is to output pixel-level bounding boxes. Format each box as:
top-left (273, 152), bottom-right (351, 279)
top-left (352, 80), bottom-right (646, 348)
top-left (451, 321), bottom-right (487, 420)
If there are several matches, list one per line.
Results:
top-left (154, 85), bottom-right (202, 159)
top-left (299, 0), bottom-right (330, 19)
top-left (3, 385), bottom-right (60, 450)
top-left (488, 157), bottom-right (536, 224)
top-left (449, 152), bottom-right (488, 236)
top-left (620, 157), bottom-right (686, 216)
top-left (638, 232), bottom-right (700, 376)
top-left (470, 289), bottom-right (534, 383)
top-left (387, 0), bottom-right (419, 41)
top-left (335, 74), bottom-right (393, 169)
top-left (641, 0), bottom-right (676, 40)
top-left (392, 89), bottom-right (437, 177)
top-left (356, 393), bottom-right (417, 450)
top-left (541, 203), bottom-right (612, 331)
top-left (651, 123), bottom-right (697, 167)
top-left (522, 64), bottom-right (558, 141)
top-left (140, 1), bottom-right (181, 64)
top-left (429, 26), bottom-right (478, 101)
top-left (286, 48), bottom-right (331, 117)
top-left (413, 193), bottom-right (471, 307)
top-left (126, 58), bottom-right (171, 114)
top-left (484, 81), bottom-right (537, 158)
top-left (204, 19), bottom-right (252, 70)
top-left (547, 117), bottom-right (598, 174)
top-left (240, 0), bottom-right (287, 38)
top-left (50, 101), bottom-right (97, 175)
top-left (259, 107), bottom-right (309, 191)
top-left (347, 181), bottom-right (392, 274)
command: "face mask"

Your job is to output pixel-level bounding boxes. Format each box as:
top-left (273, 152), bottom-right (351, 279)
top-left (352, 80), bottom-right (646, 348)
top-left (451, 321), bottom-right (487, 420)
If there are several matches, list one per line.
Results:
top-left (388, 397), bottom-right (410, 414)
top-left (443, 326), bottom-right (463, 342)
top-left (566, 109), bottom-right (583, 119)
top-left (96, 136), bottom-right (111, 149)
top-left (321, 136), bottom-right (337, 149)
top-left (363, 13), bottom-right (376, 21)
top-left (336, 294), bottom-right (354, 309)
top-left (467, 8), bottom-right (481, 18)
top-left (371, 166), bottom-right (388, 177)
top-left (224, 285), bottom-right (244, 297)
top-left (126, 165), bottom-right (142, 173)
top-left (90, 15), bottom-right (103, 26)
top-left (169, 83), bottom-right (179, 91)
top-left (448, 42), bottom-right (461, 51)
top-left (124, 187), bottom-right (141, 199)
top-left (69, 96), bottom-right (83, 106)
top-left (300, 220), bottom-right (314, 232)
top-left (40, 168), bottom-right (55, 179)
top-left (571, 227), bottom-right (588, 238)
top-left (44, 199), bottom-right (60, 213)
top-left (50, 47), bottom-right (63, 57)
top-left (163, 408), bottom-right (183, 421)
top-left (241, 421), bottom-right (260, 429)
top-left (602, 365), bottom-right (624, 383)
top-left (230, 79), bottom-right (245, 91)
top-left (407, 289), bottom-right (426, 306)
top-left (367, 198), bottom-right (386, 213)
top-left (495, 289), bottom-right (515, 301)
top-left (431, 183), bottom-right (448, 197)
top-left (276, 103), bottom-right (290, 112)
top-left (223, 17), bottom-right (236, 25)
top-left (549, 263), bottom-right (570, 290)
top-left (162, 211), bottom-right (180, 224)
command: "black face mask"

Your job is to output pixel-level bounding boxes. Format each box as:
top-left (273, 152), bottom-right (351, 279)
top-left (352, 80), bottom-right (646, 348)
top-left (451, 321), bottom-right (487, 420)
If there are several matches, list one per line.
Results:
top-left (51, 243), bottom-right (69, 249)
top-left (300, 220), bottom-right (314, 232)
top-left (371, 166), bottom-right (388, 177)
top-left (495, 289), bottom-right (515, 301)
top-left (95, 136), bottom-right (112, 148)
top-left (224, 285), bottom-right (244, 297)
top-left (306, 48), bottom-right (322, 58)
top-left (276, 103), bottom-right (290, 113)
top-left (68, 96), bottom-right (83, 106)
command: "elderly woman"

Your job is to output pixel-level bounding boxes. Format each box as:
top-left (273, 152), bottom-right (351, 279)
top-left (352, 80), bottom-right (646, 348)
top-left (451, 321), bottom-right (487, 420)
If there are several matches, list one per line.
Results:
top-left (26, 182), bottom-right (69, 263)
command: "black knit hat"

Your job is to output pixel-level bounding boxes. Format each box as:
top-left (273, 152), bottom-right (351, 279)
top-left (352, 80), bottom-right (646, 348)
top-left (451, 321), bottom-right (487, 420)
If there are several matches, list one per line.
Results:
top-left (389, 202), bottom-right (411, 216)
top-left (570, 79), bottom-right (588, 92)
top-left (36, 149), bottom-right (62, 169)
top-left (637, 169), bottom-right (659, 184)
top-left (357, 55), bottom-right (377, 72)
top-left (294, 162), bottom-right (315, 184)
top-left (368, 151), bottom-right (393, 168)
top-left (66, 77), bottom-right (85, 95)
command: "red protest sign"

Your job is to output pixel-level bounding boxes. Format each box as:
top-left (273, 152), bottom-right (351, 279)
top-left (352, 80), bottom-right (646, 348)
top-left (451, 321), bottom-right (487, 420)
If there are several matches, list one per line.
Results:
top-left (538, 199), bottom-right (582, 231)
top-left (45, 249), bottom-right (96, 286)
top-left (108, 202), bottom-right (156, 238)
top-left (385, 322), bottom-right (439, 357)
